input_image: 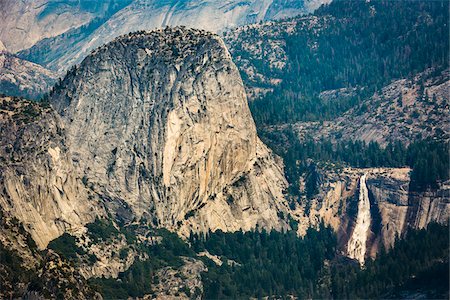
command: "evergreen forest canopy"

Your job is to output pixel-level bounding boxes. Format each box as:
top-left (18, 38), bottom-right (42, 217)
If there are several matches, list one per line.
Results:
top-left (42, 223), bottom-right (449, 299)
top-left (1, 0), bottom-right (448, 299)
top-left (3, 221), bottom-right (448, 299)
top-left (238, 0), bottom-right (449, 125)
top-left (230, 0), bottom-right (450, 198)
top-left (261, 128), bottom-right (450, 197)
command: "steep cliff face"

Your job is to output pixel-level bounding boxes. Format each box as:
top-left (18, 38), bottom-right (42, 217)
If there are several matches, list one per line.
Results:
top-left (303, 167), bottom-right (450, 261)
top-left (50, 27), bottom-right (290, 235)
top-left (0, 96), bottom-right (99, 249)
top-left (0, 0), bottom-right (130, 53)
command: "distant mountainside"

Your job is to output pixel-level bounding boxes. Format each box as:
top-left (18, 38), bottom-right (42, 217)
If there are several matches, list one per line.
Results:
top-left (0, 2), bottom-right (448, 299)
top-left (292, 68), bottom-right (449, 146)
top-left (0, 0), bottom-right (133, 53)
top-left (225, 0), bottom-right (449, 125)
top-left (0, 50), bottom-right (57, 99)
top-left (224, 0), bottom-right (449, 257)
top-left (8, 0), bottom-right (328, 74)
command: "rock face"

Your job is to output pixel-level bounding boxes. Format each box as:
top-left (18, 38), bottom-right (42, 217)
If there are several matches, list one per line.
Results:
top-left (14, 0), bottom-right (322, 74)
top-left (0, 40), bottom-right (6, 52)
top-left (50, 27), bottom-right (290, 236)
top-left (224, 15), bottom-right (331, 101)
top-left (0, 0), bottom-right (128, 53)
top-left (302, 166), bottom-right (450, 261)
top-left (293, 69), bottom-right (450, 147)
top-left (150, 257), bottom-right (206, 300)
top-left (0, 96), bottom-right (99, 249)
top-left (0, 51), bottom-right (57, 99)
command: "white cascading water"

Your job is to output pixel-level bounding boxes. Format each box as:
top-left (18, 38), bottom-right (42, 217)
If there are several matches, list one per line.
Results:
top-left (347, 173), bottom-right (371, 266)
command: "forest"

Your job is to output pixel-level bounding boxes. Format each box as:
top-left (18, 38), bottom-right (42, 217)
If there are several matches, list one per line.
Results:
top-left (261, 126), bottom-right (449, 197)
top-left (192, 223), bottom-right (447, 299)
top-left (2, 221), bottom-right (448, 299)
top-left (236, 0), bottom-right (449, 125)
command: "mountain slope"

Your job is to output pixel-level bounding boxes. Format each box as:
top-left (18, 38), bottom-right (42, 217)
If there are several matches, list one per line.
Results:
top-left (293, 69), bottom-right (450, 146)
top-left (0, 28), bottom-right (296, 298)
top-left (0, 0), bottom-right (132, 53)
top-left (16, 0), bottom-right (323, 73)
top-left (0, 51), bottom-right (57, 99)
top-left (0, 96), bottom-right (99, 249)
top-left (225, 0), bottom-right (449, 125)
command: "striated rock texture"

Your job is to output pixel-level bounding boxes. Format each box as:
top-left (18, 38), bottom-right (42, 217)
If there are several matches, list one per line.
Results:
top-left (50, 27), bottom-right (290, 236)
top-left (0, 96), bottom-right (99, 249)
top-left (15, 0), bottom-right (323, 74)
top-left (300, 166), bottom-right (450, 261)
top-left (0, 51), bottom-right (57, 100)
top-left (0, 0), bottom-right (129, 53)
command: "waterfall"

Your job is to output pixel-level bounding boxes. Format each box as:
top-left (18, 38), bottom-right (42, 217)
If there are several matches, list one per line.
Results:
top-left (347, 173), bottom-right (371, 266)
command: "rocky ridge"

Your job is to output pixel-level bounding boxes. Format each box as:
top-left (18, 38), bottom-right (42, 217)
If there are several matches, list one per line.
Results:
top-left (14, 0), bottom-right (325, 74)
top-left (0, 0), bottom-right (129, 53)
top-left (293, 69), bottom-right (450, 146)
top-left (224, 15), bottom-right (332, 100)
top-left (295, 166), bottom-right (450, 259)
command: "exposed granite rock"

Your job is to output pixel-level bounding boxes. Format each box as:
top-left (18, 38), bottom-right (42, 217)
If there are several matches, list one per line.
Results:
top-left (0, 52), bottom-right (57, 100)
top-left (73, 227), bottom-right (136, 280)
top-left (0, 96), bottom-right (100, 249)
top-left (0, 40), bottom-right (6, 52)
top-left (293, 69), bottom-right (450, 146)
top-left (50, 27), bottom-right (290, 236)
top-left (15, 0), bottom-right (315, 74)
top-left (27, 250), bottom-right (102, 300)
top-left (146, 257), bottom-right (206, 300)
top-left (0, 0), bottom-right (118, 53)
top-left (407, 186), bottom-right (450, 230)
top-left (301, 166), bottom-right (450, 259)
top-left (224, 15), bottom-right (332, 100)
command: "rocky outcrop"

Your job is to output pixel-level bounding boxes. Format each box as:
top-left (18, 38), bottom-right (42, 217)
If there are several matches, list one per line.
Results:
top-left (0, 51), bottom-right (57, 99)
top-left (302, 166), bottom-right (450, 261)
top-left (407, 187), bottom-right (450, 230)
top-left (149, 257), bottom-right (206, 300)
top-left (224, 15), bottom-right (332, 100)
top-left (0, 96), bottom-right (99, 249)
top-left (49, 27), bottom-right (290, 236)
top-left (0, 40), bottom-right (6, 52)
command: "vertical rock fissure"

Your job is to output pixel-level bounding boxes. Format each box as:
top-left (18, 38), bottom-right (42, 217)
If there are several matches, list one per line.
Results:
top-left (347, 173), bottom-right (371, 265)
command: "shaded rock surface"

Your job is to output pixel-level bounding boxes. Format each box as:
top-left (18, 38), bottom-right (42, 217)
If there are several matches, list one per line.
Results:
top-left (0, 96), bottom-right (100, 249)
top-left (14, 0), bottom-right (324, 74)
top-left (0, 0), bottom-right (128, 53)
